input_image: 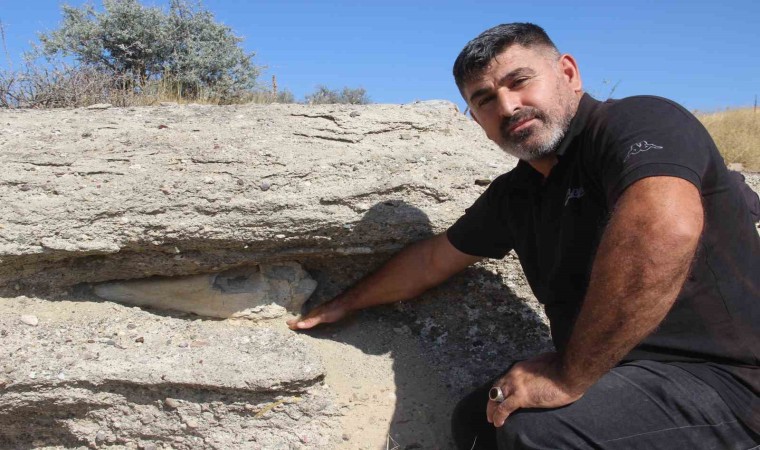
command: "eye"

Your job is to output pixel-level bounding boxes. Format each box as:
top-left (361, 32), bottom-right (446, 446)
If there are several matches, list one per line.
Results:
top-left (510, 77), bottom-right (529, 88)
top-left (478, 94), bottom-right (495, 107)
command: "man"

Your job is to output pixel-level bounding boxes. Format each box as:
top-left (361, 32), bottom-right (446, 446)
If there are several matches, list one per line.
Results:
top-left (288, 23), bottom-right (760, 449)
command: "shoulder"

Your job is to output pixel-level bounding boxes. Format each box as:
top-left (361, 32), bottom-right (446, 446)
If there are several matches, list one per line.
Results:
top-left (590, 95), bottom-right (701, 133)
top-left (487, 161), bottom-right (536, 196)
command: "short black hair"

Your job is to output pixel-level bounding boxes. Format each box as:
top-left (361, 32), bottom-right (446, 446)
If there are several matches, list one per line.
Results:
top-left (453, 23), bottom-right (559, 96)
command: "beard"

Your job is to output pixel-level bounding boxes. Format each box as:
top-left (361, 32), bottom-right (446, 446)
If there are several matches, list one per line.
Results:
top-left (497, 89), bottom-right (575, 161)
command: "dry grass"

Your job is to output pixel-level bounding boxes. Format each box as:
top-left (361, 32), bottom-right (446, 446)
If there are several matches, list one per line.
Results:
top-left (697, 108), bottom-right (760, 171)
top-left (0, 64), bottom-right (286, 108)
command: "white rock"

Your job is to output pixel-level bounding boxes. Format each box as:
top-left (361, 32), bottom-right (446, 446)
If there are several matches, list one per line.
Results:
top-left (19, 315), bottom-right (38, 326)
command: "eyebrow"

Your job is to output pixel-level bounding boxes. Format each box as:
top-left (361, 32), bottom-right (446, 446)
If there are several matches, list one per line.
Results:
top-left (468, 67), bottom-right (537, 103)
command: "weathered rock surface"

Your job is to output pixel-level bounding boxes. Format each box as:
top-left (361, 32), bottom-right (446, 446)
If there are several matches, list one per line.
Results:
top-left (94, 262), bottom-right (317, 319)
top-left (1, 101), bottom-right (533, 449)
top-left (0, 296), bottom-right (337, 449)
top-left (0, 101), bottom-right (513, 293)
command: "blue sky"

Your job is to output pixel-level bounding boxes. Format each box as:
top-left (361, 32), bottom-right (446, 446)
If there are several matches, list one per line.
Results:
top-left (1, 0), bottom-right (758, 112)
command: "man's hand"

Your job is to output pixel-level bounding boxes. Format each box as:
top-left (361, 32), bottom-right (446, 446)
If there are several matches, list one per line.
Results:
top-left (285, 233), bottom-right (481, 332)
top-left (487, 353), bottom-right (584, 427)
top-left (286, 298), bottom-right (350, 330)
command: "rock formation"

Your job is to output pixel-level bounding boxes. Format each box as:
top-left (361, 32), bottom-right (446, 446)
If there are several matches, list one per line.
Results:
top-left (0, 101), bottom-right (579, 448)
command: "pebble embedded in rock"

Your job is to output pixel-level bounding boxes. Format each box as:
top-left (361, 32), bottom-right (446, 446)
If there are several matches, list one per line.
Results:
top-left (474, 179), bottom-right (491, 186)
top-left (164, 398), bottom-right (181, 409)
top-left (95, 430), bottom-right (107, 442)
top-left (399, 133), bottom-right (413, 140)
top-left (349, 111), bottom-right (361, 117)
top-left (19, 315), bottom-right (39, 326)
top-left (184, 418), bottom-right (199, 429)
top-left (260, 181), bottom-right (271, 191)
top-left (86, 103), bottom-right (112, 110)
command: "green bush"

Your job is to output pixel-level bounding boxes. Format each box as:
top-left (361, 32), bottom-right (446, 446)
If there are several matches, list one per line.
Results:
top-left (36, 0), bottom-right (260, 101)
top-left (305, 85), bottom-right (370, 105)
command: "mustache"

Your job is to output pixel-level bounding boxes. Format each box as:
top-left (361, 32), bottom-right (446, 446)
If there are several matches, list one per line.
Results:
top-left (500, 107), bottom-right (546, 134)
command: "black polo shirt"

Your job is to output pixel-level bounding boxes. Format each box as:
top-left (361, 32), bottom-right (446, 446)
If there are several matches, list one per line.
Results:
top-left (447, 94), bottom-right (760, 433)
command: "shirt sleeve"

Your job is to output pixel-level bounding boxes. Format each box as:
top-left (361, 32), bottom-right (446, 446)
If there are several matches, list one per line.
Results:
top-left (590, 97), bottom-right (714, 207)
top-left (446, 176), bottom-right (514, 259)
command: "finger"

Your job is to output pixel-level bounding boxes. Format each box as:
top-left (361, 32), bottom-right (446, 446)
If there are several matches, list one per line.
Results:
top-left (486, 397), bottom-right (500, 423)
top-left (493, 396), bottom-right (521, 428)
top-left (287, 313), bottom-right (322, 330)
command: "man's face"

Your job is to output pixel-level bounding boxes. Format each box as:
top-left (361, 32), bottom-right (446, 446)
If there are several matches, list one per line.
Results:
top-left (463, 45), bottom-right (581, 161)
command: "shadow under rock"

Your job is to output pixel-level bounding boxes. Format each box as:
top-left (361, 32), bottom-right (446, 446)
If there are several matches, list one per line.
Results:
top-left (300, 201), bottom-right (551, 449)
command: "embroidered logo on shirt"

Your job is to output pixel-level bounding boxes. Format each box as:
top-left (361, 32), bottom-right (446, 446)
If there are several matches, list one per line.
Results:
top-left (565, 187), bottom-right (585, 206)
top-left (624, 141), bottom-right (663, 162)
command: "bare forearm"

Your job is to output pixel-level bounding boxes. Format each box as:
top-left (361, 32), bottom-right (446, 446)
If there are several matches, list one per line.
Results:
top-left (559, 177), bottom-right (703, 393)
top-left (288, 233), bottom-right (480, 330)
top-left (335, 233), bottom-right (479, 312)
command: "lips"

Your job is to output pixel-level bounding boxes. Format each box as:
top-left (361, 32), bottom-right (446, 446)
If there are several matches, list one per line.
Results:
top-left (507, 117), bottom-right (536, 134)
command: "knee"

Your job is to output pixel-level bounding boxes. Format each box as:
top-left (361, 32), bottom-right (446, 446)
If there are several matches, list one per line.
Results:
top-left (497, 410), bottom-right (561, 450)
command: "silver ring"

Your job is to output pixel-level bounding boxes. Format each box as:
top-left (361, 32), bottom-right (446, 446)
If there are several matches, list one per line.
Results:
top-left (489, 386), bottom-right (505, 403)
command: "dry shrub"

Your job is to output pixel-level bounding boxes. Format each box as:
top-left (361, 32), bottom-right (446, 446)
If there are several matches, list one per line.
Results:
top-left (0, 62), bottom-right (291, 108)
top-left (697, 108), bottom-right (760, 171)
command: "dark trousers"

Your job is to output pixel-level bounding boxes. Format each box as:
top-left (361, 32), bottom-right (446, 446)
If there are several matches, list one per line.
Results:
top-left (451, 360), bottom-right (759, 449)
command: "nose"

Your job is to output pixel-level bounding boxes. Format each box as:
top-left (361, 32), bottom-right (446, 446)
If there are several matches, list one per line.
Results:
top-left (496, 88), bottom-right (520, 117)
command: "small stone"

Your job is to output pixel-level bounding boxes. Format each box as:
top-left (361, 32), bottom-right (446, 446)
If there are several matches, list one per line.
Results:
top-left (105, 339), bottom-right (116, 346)
top-left (399, 133), bottom-right (413, 140)
top-left (260, 181), bottom-right (271, 191)
top-left (81, 131), bottom-right (93, 138)
top-left (28, 372), bottom-right (36, 379)
top-left (178, 342), bottom-right (188, 348)
top-left (95, 430), bottom-right (107, 442)
top-left (87, 103), bottom-right (112, 110)
top-left (203, 177), bottom-right (214, 184)
top-left (342, 433), bottom-right (351, 441)
top-left (127, 323), bottom-right (137, 330)
top-left (158, 124), bottom-right (169, 129)
top-left (135, 336), bottom-right (144, 343)
top-left (165, 398), bottom-right (181, 409)
top-left (474, 178), bottom-right (491, 186)
top-left (19, 315), bottom-right (38, 326)
top-left (275, 234), bottom-right (286, 239)
top-left (184, 418), bottom-right (198, 429)
top-left (349, 111), bottom-right (361, 117)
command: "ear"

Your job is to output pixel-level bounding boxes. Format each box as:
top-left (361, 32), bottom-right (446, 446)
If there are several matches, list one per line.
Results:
top-left (558, 54), bottom-right (582, 93)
